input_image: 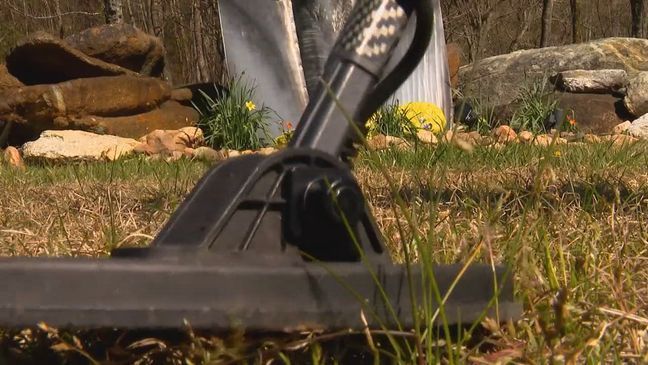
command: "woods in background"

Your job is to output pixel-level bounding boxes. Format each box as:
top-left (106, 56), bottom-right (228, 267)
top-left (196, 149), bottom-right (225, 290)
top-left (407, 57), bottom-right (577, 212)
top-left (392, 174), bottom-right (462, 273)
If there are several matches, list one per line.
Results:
top-left (0, 0), bottom-right (226, 86)
top-left (0, 0), bottom-right (646, 85)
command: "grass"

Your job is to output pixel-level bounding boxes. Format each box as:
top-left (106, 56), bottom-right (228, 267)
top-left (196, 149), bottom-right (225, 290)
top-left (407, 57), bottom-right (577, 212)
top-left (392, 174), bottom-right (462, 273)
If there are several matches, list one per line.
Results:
top-left (0, 141), bottom-right (647, 363)
top-left (196, 76), bottom-right (276, 151)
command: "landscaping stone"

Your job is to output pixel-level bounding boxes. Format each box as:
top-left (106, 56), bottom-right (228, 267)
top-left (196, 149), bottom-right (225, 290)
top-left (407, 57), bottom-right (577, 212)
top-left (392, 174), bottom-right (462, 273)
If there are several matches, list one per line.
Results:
top-left (556, 92), bottom-right (630, 134)
top-left (534, 134), bottom-right (567, 147)
top-left (492, 125), bottom-right (517, 143)
top-left (583, 134), bottom-right (602, 143)
top-left (613, 121), bottom-right (632, 135)
top-left (135, 127), bottom-right (204, 156)
top-left (624, 72), bottom-right (648, 117)
top-left (601, 134), bottom-right (639, 146)
top-left (1, 78), bottom-right (185, 142)
top-left (193, 146), bottom-right (226, 162)
top-left (518, 131), bottom-right (534, 144)
top-left (22, 130), bottom-right (139, 162)
top-left (459, 38), bottom-right (648, 110)
top-left (3, 146), bottom-right (25, 170)
top-left (556, 69), bottom-right (627, 94)
top-left (65, 23), bottom-right (165, 77)
top-left (416, 129), bottom-right (438, 145)
top-left (628, 114), bottom-right (648, 139)
top-left (367, 134), bottom-right (408, 150)
top-left (5, 31), bottom-right (137, 85)
top-left (66, 101), bottom-right (199, 139)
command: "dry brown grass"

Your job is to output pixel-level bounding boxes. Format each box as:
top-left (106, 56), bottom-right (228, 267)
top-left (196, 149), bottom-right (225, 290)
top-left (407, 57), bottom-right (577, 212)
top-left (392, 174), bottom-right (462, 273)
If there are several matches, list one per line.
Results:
top-left (0, 142), bottom-right (646, 363)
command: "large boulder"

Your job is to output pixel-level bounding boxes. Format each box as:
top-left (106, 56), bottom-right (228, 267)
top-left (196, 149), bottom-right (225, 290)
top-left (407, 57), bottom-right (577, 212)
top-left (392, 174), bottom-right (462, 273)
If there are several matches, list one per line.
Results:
top-left (0, 75), bottom-right (171, 128)
top-left (459, 38), bottom-right (648, 108)
top-left (65, 24), bottom-right (165, 77)
top-left (556, 92), bottom-right (631, 134)
top-left (0, 64), bottom-right (22, 90)
top-left (623, 72), bottom-right (648, 117)
top-left (5, 31), bottom-right (137, 85)
top-left (63, 101), bottom-right (199, 138)
top-left (21, 130), bottom-right (139, 162)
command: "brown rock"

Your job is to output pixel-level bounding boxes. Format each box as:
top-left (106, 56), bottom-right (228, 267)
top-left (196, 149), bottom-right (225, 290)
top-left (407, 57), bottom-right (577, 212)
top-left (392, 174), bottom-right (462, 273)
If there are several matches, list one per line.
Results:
top-left (136, 126), bottom-right (204, 156)
top-left (601, 134), bottom-right (639, 147)
top-left (518, 131), bottom-right (534, 144)
top-left (65, 24), bottom-right (165, 77)
top-left (3, 146), bottom-right (25, 170)
top-left (416, 129), bottom-right (438, 145)
top-left (493, 125), bottom-right (517, 143)
top-left (74, 101), bottom-right (198, 138)
top-left (556, 92), bottom-right (631, 134)
top-left (171, 88), bottom-right (193, 102)
top-left (258, 147), bottom-right (278, 155)
top-left (0, 76), bottom-right (172, 139)
top-left (0, 64), bottom-right (22, 90)
top-left (583, 134), bottom-right (602, 143)
top-left (534, 134), bottom-right (567, 147)
top-left (5, 31), bottom-right (137, 85)
top-left (192, 146), bottom-right (225, 162)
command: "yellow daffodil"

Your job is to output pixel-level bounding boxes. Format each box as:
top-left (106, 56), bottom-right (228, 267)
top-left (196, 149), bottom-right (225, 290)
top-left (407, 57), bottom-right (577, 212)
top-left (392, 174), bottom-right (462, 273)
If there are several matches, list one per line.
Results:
top-left (245, 100), bottom-right (256, 111)
top-left (554, 150), bottom-right (562, 158)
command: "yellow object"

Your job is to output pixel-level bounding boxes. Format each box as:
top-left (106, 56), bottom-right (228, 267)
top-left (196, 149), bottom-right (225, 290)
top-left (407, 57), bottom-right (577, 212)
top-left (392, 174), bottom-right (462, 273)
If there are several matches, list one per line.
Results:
top-left (245, 100), bottom-right (256, 111)
top-left (400, 102), bottom-right (447, 134)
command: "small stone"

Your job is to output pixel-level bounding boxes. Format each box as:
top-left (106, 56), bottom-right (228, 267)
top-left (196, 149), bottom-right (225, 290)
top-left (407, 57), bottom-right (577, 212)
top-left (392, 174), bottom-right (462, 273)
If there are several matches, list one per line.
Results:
top-left (385, 136), bottom-right (408, 149)
top-left (258, 147), bottom-right (278, 155)
top-left (493, 125), bottom-right (517, 143)
top-left (241, 150), bottom-right (254, 155)
top-left (3, 146), bottom-right (25, 170)
top-left (416, 129), bottom-right (438, 145)
top-left (442, 130), bottom-right (454, 143)
top-left (103, 144), bottom-right (135, 161)
top-left (192, 146), bottom-right (224, 161)
top-left (602, 134), bottom-right (639, 146)
top-left (227, 150), bottom-right (241, 158)
top-left (533, 134), bottom-right (552, 147)
top-left (518, 131), bottom-right (534, 144)
top-left (613, 121), bottom-right (632, 135)
top-left (466, 131), bottom-right (483, 144)
top-left (367, 134), bottom-right (387, 150)
top-left (583, 134), bottom-right (601, 143)
top-left (628, 114), bottom-right (648, 139)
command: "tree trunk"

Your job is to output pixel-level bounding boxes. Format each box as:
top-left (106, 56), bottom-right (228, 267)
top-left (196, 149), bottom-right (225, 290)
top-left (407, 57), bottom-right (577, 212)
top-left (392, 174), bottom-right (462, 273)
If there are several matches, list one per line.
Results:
top-left (540, 0), bottom-right (554, 47)
top-left (570, 0), bottom-right (581, 43)
top-left (630, 0), bottom-right (645, 38)
top-left (103, 0), bottom-right (124, 24)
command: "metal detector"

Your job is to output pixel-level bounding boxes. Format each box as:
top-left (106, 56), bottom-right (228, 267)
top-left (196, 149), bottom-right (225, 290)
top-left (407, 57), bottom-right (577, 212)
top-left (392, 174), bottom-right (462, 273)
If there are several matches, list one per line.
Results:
top-left (0, 0), bottom-right (520, 332)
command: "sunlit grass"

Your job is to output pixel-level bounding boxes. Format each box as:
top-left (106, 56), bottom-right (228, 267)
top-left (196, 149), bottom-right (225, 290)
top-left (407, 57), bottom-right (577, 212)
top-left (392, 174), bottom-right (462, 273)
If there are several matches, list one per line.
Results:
top-left (0, 142), bottom-right (646, 363)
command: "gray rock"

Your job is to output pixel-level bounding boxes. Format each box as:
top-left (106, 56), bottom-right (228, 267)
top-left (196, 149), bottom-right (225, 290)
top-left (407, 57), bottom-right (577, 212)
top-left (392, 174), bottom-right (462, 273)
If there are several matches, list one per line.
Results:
top-left (556, 69), bottom-right (627, 93)
top-left (459, 38), bottom-right (648, 109)
top-left (22, 130), bottom-right (139, 162)
top-left (628, 114), bottom-right (648, 139)
top-left (624, 72), bottom-right (648, 117)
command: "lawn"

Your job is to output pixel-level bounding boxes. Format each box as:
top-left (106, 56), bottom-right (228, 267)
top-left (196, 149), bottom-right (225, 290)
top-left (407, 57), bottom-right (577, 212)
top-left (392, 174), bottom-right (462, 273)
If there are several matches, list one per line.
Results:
top-left (0, 141), bottom-right (647, 364)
